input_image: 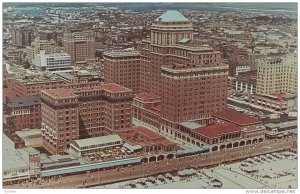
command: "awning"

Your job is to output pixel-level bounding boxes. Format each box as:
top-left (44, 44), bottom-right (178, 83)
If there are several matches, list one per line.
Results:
top-left (123, 143), bottom-right (142, 152)
top-left (41, 157), bottom-right (141, 177)
top-left (176, 145), bottom-right (210, 156)
top-left (283, 132), bottom-right (289, 136)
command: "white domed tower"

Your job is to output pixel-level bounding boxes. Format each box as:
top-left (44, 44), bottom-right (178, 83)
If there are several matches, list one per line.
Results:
top-left (151, 10), bottom-right (193, 45)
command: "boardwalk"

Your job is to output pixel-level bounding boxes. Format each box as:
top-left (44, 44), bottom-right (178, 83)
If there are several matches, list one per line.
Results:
top-left (5, 137), bottom-right (296, 189)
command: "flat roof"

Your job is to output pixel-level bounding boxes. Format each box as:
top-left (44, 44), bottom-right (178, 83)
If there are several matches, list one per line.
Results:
top-left (74, 134), bottom-right (122, 149)
top-left (44, 88), bottom-right (77, 98)
top-left (192, 122), bottom-right (241, 139)
top-left (16, 129), bottom-right (42, 147)
top-left (7, 96), bottom-right (40, 108)
top-left (39, 52), bottom-right (70, 58)
top-left (16, 128), bottom-right (41, 138)
top-left (55, 72), bottom-right (76, 80)
top-left (41, 157), bottom-right (141, 177)
top-left (213, 109), bottom-right (261, 126)
top-left (103, 50), bottom-right (140, 58)
top-left (77, 83), bottom-right (132, 93)
top-left (3, 134), bottom-right (29, 171)
top-left (256, 93), bottom-right (285, 102)
top-left (132, 127), bottom-right (162, 140)
top-left (16, 78), bottom-right (62, 85)
top-left (265, 121), bottom-right (297, 129)
top-left (64, 81), bottom-right (101, 87)
top-left (134, 93), bottom-right (161, 101)
top-left (19, 147), bottom-right (40, 154)
top-left (43, 83), bottom-right (132, 98)
top-left (179, 121), bottom-right (202, 130)
top-left (118, 127), bottom-right (176, 147)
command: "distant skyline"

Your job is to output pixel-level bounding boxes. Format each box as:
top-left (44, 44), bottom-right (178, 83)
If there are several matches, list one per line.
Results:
top-left (3, 2), bottom-right (297, 18)
top-left (3, 2), bottom-right (297, 11)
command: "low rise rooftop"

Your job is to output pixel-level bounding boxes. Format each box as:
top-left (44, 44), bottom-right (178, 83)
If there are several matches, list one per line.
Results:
top-left (16, 129), bottom-right (42, 147)
top-left (133, 127), bottom-right (162, 140)
top-left (192, 122), bottom-right (241, 139)
top-left (118, 127), bottom-right (176, 147)
top-left (265, 120), bottom-right (297, 129)
top-left (134, 93), bottom-right (161, 101)
top-left (161, 63), bottom-right (228, 73)
top-left (77, 83), bottom-right (131, 93)
top-left (7, 96), bottom-right (40, 108)
top-left (3, 134), bottom-right (29, 171)
top-left (103, 50), bottom-right (140, 58)
top-left (73, 134), bottom-right (122, 149)
top-left (213, 109), bottom-right (262, 126)
top-left (44, 89), bottom-right (77, 98)
top-left (42, 83), bottom-right (131, 98)
top-left (179, 121), bottom-right (203, 130)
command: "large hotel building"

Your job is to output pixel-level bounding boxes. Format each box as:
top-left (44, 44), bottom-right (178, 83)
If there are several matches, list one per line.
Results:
top-left (41, 10), bottom-right (229, 155)
top-left (41, 83), bottom-right (133, 155)
top-left (161, 64), bottom-right (228, 125)
top-left (105, 10), bottom-right (228, 127)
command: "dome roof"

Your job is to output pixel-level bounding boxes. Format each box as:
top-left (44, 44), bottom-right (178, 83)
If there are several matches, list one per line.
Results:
top-left (155, 10), bottom-right (189, 22)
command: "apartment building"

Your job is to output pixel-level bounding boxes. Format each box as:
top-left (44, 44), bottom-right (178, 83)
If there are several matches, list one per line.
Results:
top-left (11, 27), bottom-right (34, 48)
top-left (63, 30), bottom-right (96, 65)
top-left (15, 78), bottom-right (65, 97)
top-left (4, 96), bottom-right (41, 132)
top-left (256, 54), bottom-right (297, 94)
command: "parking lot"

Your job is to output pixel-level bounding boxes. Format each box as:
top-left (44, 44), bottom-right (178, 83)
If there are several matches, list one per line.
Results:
top-left (93, 150), bottom-right (297, 189)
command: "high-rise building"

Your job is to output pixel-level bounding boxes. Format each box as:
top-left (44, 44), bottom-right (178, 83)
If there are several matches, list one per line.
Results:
top-left (26, 37), bottom-right (58, 65)
top-left (41, 83), bottom-right (133, 155)
top-left (105, 10), bottom-right (229, 131)
top-left (105, 11), bottom-right (226, 97)
top-left (161, 63), bottom-right (228, 125)
top-left (137, 11), bottom-right (225, 96)
top-left (104, 50), bottom-right (141, 93)
top-left (11, 28), bottom-right (34, 48)
top-left (256, 54), bottom-right (297, 94)
top-left (63, 30), bottom-right (96, 65)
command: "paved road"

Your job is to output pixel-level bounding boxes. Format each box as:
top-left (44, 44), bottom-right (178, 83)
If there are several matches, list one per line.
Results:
top-left (5, 137), bottom-right (296, 189)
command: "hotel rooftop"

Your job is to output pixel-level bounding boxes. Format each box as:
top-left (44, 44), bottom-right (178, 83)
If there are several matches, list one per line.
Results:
top-left (42, 83), bottom-right (132, 98)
